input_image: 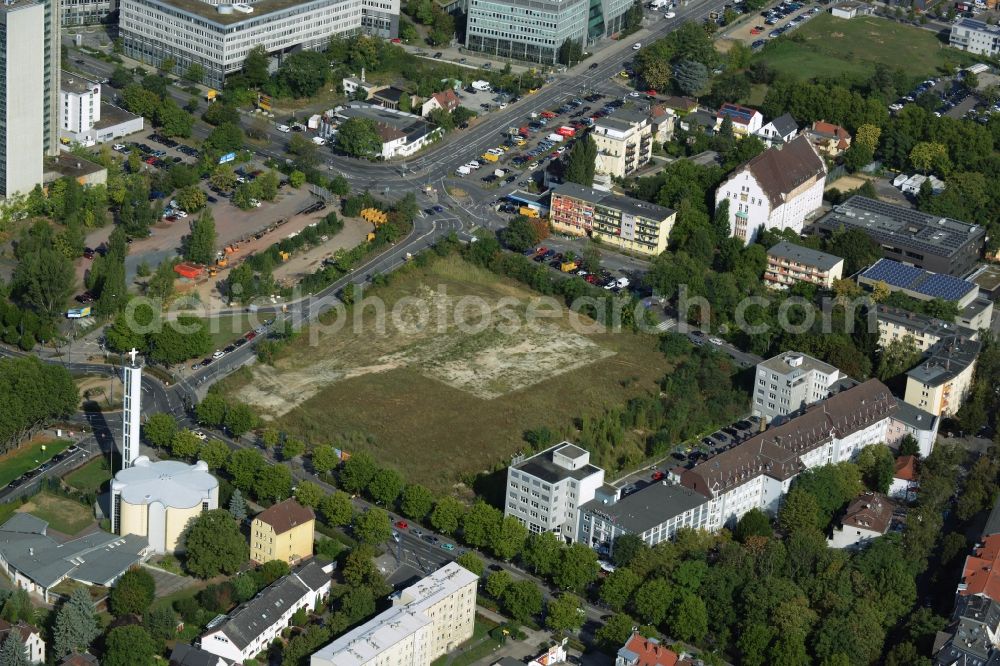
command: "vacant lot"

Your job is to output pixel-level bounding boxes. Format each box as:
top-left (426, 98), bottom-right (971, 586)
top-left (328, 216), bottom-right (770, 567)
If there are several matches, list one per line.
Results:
top-left (0, 438), bottom-right (72, 487)
top-left (65, 457), bottom-right (112, 494)
top-left (755, 14), bottom-right (976, 81)
top-left (220, 255), bottom-right (668, 491)
top-left (19, 491), bottom-right (95, 536)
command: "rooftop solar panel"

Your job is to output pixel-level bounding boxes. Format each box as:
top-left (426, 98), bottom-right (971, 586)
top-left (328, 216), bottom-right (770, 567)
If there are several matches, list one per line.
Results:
top-left (918, 273), bottom-right (975, 301)
top-left (862, 259), bottom-right (976, 302)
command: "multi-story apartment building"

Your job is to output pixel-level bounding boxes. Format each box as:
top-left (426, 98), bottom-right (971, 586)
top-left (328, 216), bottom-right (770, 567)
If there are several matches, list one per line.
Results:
top-left (714, 135), bottom-right (826, 244)
top-left (764, 241), bottom-right (844, 290)
top-left (681, 379), bottom-right (897, 529)
top-left (60, 71), bottom-right (100, 134)
top-left (904, 334), bottom-right (980, 418)
top-left (752, 351), bottom-right (846, 423)
top-left (592, 109), bottom-right (653, 179)
top-left (950, 17), bottom-right (1000, 56)
top-left (816, 196), bottom-right (986, 276)
top-left (859, 259), bottom-right (994, 330)
top-left (200, 561), bottom-right (333, 664)
top-left (549, 183), bottom-right (676, 256)
top-left (875, 305), bottom-right (977, 353)
top-left (250, 498), bottom-right (315, 565)
top-left (310, 562), bottom-right (478, 666)
top-left (576, 482), bottom-right (710, 556)
top-left (886, 400), bottom-right (939, 458)
top-left (505, 442), bottom-right (604, 540)
top-left (465, 0), bottom-right (631, 64)
top-left (121, 0), bottom-right (397, 89)
top-left (0, 0), bottom-right (45, 197)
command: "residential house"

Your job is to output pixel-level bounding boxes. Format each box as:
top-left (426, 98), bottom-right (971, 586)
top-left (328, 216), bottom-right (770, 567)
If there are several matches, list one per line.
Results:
top-left (764, 241), bottom-right (844, 290)
top-left (658, 96), bottom-right (698, 115)
top-left (681, 379), bottom-right (897, 529)
top-left (250, 498), bottom-right (315, 566)
top-left (889, 455), bottom-right (919, 501)
top-left (751, 350), bottom-right (846, 423)
top-left (755, 112), bottom-right (798, 147)
top-left (714, 135), bottom-right (827, 244)
top-left (0, 513), bottom-right (150, 603)
top-left (885, 400), bottom-right (939, 458)
top-left (804, 120), bottom-right (851, 155)
top-left (59, 654), bottom-right (99, 666)
top-left (420, 89), bottom-right (460, 117)
top-left (505, 442), bottom-right (605, 539)
top-left (576, 482), bottom-right (711, 556)
top-left (616, 632), bottom-right (691, 666)
top-left (649, 105), bottom-right (676, 144)
top-left (904, 335), bottom-right (981, 418)
top-left (828, 491), bottom-right (893, 549)
top-left (311, 562), bottom-right (478, 666)
top-left (199, 560), bottom-right (333, 664)
top-left (592, 109), bottom-right (654, 179)
top-left (715, 102), bottom-right (763, 137)
top-left (170, 644), bottom-right (236, 666)
top-left (549, 182), bottom-right (676, 256)
top-left (816, 196), bottom-right (986, 276)
top-left (0, 619), bottom-right (45, 664)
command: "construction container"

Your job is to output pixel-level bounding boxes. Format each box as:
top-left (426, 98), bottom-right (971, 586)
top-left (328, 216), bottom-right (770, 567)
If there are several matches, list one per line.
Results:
top-left (174, 263), bottom-right (203, 279)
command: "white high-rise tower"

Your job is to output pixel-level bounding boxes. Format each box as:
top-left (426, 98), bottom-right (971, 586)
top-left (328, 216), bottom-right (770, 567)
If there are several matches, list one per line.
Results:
top-left (121, 348), bottom-right (143, 469)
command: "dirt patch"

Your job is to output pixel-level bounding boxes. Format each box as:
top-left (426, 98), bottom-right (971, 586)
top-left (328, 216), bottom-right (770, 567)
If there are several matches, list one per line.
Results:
top-left (826, 174), bottom-right (870, 192)
top-left (76, 375), bottom-right (122, 411)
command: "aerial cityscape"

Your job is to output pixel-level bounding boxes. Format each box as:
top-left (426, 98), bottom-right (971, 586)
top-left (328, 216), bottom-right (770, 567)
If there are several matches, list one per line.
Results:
top-left (0, 0), bottom-right (998, 662)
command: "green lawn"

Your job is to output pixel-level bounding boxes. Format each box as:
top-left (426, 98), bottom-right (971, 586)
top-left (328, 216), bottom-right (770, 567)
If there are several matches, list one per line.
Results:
top-left (755, 14), bottom-right (977, 82)
top-left (431, 616), bottom-right (502, 666)
top-left (0, 439), bottom-right (72, 488)
top-left (20, 491), bottom-right (95, 535)
top-left (199, 314), bottom-right (254, 352)
top-left (64, 457), bottom-right (112, 494)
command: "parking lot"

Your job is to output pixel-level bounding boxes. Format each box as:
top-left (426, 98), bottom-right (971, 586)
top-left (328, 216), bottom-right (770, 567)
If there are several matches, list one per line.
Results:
top-left (889, 71), bottom-right (993, 122)
top-left (723, 1), bottom-right (821, 49)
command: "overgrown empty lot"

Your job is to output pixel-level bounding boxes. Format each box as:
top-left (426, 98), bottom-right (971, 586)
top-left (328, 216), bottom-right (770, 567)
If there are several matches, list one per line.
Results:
top-left (220, 255), bottom-right (668, 491)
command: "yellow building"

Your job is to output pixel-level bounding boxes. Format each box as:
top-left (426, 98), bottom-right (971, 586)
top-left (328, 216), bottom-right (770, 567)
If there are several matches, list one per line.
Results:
top-left (904, 335), bottom-right (980, 418)
top-left (251, 498), bottom-right (315, 565)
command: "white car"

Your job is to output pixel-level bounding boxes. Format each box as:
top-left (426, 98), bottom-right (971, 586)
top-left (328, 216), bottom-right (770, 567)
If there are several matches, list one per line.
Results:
top-left (112, 143), bottom-right (126, 151)
top-left (249, 198), bottom-right (262, 207)
top-left (212, 350), bottom-right (225, 359)
top-left (467, 162), bottom-right (481, 169)
top-left (311, 136), bottom-right (327, 145)
top-left (708, 336), bottom-right (724, 346)
top-left (193, 430), bottom-right (208, 441)
top-left (664, 10), bottom-right (675, 17)
top-left (175, 210), bottom-right (188, 218)
top-left (633, 42), bottom-right (642, 50)
top-left (276, 124), bottom-right (291, 132)
top-left (629, 91), bottom-right (641, 97)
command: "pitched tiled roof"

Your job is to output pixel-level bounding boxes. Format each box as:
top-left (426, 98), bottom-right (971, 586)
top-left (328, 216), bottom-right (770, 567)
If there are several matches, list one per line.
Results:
top-left (738, 134), bottom-right (826, 208)
top-left (894, 455), bottom-right (918, 481)
top-left (618, 633), bottom-right (683, 666)
top-left (681, 379), bottom-right (897, 498)
top-left (0, 620), bottom-right (40, 645)
top-left (840, 491), bottom-right (892, 534)
top-left (962, 534), bottom-right (1000, 602)
top-left (716, 102), bottom-right (761, 126)
top-left (432, 89), bottom-right (459, 111)
top-left (253, 498), bottom-right (314, 535)
top-left (808, 121), bottom-right (851, 150)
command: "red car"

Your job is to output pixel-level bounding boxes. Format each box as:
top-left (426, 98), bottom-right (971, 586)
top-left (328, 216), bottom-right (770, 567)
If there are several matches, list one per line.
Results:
top-left (394, 520), bottom-right (408, 529)
top-left (540, 111), bottom-right (556, 118)
top-left (535, 246), bottom-right (548, 255)
top-left (391, 37), bottom-right (401, 43)
top-left (244, 331), bottom-right (257, 341)
top-left (651, 471), bottom-right (665, 481)
top-left (646, 89), bottom-right (658, 95)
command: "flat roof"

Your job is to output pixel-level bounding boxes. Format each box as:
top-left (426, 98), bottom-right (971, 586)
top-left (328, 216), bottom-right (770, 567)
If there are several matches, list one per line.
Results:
top-left (513, 443), bottom-right (602, 484)
top-left (818, 196), bottom-right (984, 259)
top-left (135, 0), bottom-right (337, 27)
top-left (113, 456), bottom-right (217, 510)
top-left (768, 241), bottom-right (843, 271)
top-left (758, 350), bottom-right (839, 378)
top-left (94, 103), bottom-right (142, 130)
top-left (892, 400), bottom-right (937, 431)
top-left (969, 264), bottom-right (1000, 295)
top-left (579, 482), bottom-right (707, 534)
top-left (906, 335), bottom-right (981, 387)
top-left (61, 70), bottom-right (98, 95)
top-left (45, 153), bottom-right (106, 181)
top-left (860, 259), bottom-right (977, 302)
top-left (875, 305), bottom-right (976, 339)
top-left (551, 182), bottom-right (674, 222)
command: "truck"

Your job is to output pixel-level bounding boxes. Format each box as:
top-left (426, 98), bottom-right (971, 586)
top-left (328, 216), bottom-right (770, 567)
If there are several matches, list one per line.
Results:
top-left (648, 0), bottom-right (667, 7)
top-left (546, 133), bottom-right (565, 143)
top-left (66, 307), bottom-right (92, 319)
top-left (560, 261), bottom-right (579, 273)
top-left (456, 165), bottom-right (471, 176)
top-left (557, 125), bottom-right (576, 137)
top-left (472, 80), bottom-right (491, 92)
top-left (519, 206), bottom-right (539, 218)
top-left (482, 152), bottom-right (499, 162)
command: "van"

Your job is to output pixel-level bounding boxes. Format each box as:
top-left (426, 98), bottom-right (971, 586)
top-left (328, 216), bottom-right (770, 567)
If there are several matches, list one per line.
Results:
top-left (276, 124), bottom-right (291, 133)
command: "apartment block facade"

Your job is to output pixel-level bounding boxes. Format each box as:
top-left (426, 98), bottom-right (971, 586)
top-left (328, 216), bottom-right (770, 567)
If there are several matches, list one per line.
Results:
top-left (592, 110), bottom-right (653, 179)
top-left (950, 17), bottom-right (1000, 56)
top-left (60, 71), bottom-right (100, 134)
top-left (752, 351), bottom-right (845, 423)
top-left (0, 0), bottom-right (45, 197)
top-left (250, 498), bottom-right (315, 566)
top-left (764, 241), bottom-right (844, 290)
top-left (549, 182), bottom-right (675, 256)
top-left (505, 442), bottom-right (604, 539)
top-left (904, 335), bottom-right (980, 418)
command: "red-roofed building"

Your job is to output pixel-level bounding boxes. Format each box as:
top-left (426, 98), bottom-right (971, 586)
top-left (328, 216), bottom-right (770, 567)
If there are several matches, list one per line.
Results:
top-left (804, 120), bottom-right (852, 156)
top-left (959, 534), bottom-right (1000, 602)
top-left (616, 633), bottom-right (692, 666)
top-left (421, 89), bottom-right (460, 117)
top-left (715, 103), bottom-right (764, 137)
top-left (889, 455), bottom-right (919, 500)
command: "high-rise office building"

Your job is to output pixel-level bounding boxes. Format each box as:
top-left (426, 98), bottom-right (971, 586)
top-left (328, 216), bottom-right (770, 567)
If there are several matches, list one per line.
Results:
top-left (43, 0), bottom-right (61, 157)
top-left (0, 0), bottom-right (45, 197)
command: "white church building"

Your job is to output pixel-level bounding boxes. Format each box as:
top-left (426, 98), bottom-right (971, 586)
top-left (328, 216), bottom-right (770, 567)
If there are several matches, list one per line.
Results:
top-left (714, 135), bottom-right (827, 244)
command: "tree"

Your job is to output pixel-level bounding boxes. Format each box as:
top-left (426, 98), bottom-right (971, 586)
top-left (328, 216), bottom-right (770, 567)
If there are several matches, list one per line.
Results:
top-left (224, 402), bottom-right (259, 438)
top-left (368, 468), bottom-right (404, 506)
top-left (490, 515), bottom-right (528, 561)
top-left (12, 243), bottom-right (75, 319)
top-left (564, 134), bottom-right (597, 187)
top-left (103, 626), bottom-right (156, 666)
top-left (311, 445), bottom-right (340, 474)
top-left (205, 122), bottom-right (245, 154)
top-left (336, 117), bottom-right (383, 158)
top-left (877, 335), bottom-right (922, 380)
top-left (110, 566), bottom-right (156, 617)
top-left (229, 489), bottom-right (248, 522)
top-left (671, 592), bottom-right (708, 642)
top-left (462, 500), bottom-right (503, 549)
top-left (0, 634), bottom-right (27, 666)
top-left (275, 50), bottom-right (328, 98)
top-left (400, 483), bottom-right (435, 520)
top-left (170, 429), bottom-right (201, 459)
top-left (53, 587), bottom-right (99, 657)
top-left (184, 509), bottom-right (248, 577)
top-left (210, 165), bottom-right (238, 192)
top-left (281, 438), bottom-right (305, 460)
top-left (143, 412), bottom-right (177, 449)
top-left (256, 171), bottom-right (280, 201)
top-left (255, 463), bottom-right (293, 502)
top-left (909, 141), bottom-right (949, 174)
top-left (673, 59), bottom-right (709, 97)
top-left (354, 508), bottom-right (392, 544)
top-left (319, 491), bottom-right (354, 526)
top-left (184, 62), bottom-right (205, 84)
top-left (899, 434), bottom-right (920, 458)
top-left (546, 593), bottom-right (583, 631)
top-left (293, 481), bottom-right (323, 508)
top-left (289, 170), bottom-right (306, 188)
top-left (553, 543), bottom-right (600, 592)
top-left (196, 393), bottom-right (228, 426)
top-left (501, 215), bottom-right (545, 252)
top-left (176, 185), bottom-right (207, 213)
top-left (778, 487), bottom-right (820, 536)
top-left (184, 210), bottom-right (217, 265)
top-left (430, 496), bottom-right (465, 534)
top-left (485, 569), bottom-right (512, 599)
top-left (734, 508), bottom-right (772, 543)
top-left (558, 38), bottom-right (584, 67)
top-left (522, 531), bottom-right (563, 576)
top-left (599, 567), bottom-right (641, 611)
top-left (596, 612), bottom-right (636, 650)
top-left (611, 534), bottom-right (647, 568)
top-left (340, 451), bottom-right (379, 494)
top-left (144, 604), bottom-right (178, 650)
top-left (502, 579), bottom-right (543, 622)
top-left (156, 98), bottom-right (194, 138)
top-left (634, 577), bottom-right (672, 625)
top-left (826, 227), bottom-right (882, 276)
top-left (199, 439), bottom-right (230, 470)
top-left (456, 552), bottom-right (484, 576)
top-left (243, 45), bottom-right (270, 88)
